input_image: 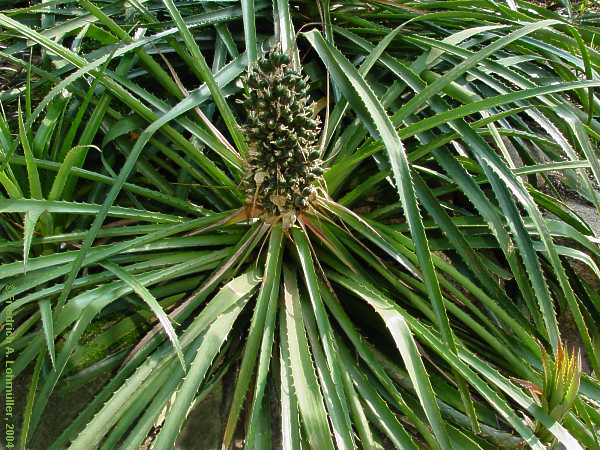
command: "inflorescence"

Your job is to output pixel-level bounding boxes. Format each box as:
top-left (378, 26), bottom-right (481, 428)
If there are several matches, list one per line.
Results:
top-left (240, 50), bottom-right (323, 226)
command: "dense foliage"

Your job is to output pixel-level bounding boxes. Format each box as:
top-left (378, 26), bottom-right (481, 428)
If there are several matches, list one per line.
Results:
top-left (1, 0), bottom-right (600, 449)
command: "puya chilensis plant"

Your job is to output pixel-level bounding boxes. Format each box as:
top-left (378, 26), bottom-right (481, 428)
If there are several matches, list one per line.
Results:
top-left (2, 0), bottom-right (600, 449)
top-left (240, 50), bottom-right (323, 228)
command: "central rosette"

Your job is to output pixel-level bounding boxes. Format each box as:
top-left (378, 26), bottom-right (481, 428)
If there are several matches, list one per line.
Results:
top-left (240, 51), bottom-right (323, 227)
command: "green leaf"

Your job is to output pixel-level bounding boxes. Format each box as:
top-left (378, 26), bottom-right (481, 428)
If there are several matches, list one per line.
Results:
top-left (274, 0), bottom-right (299, 67)
top-left (321, 285), bottom-right (438, 447)
top-left (340, 344), bottom-right (418, 450)
top-left (292, 227), bottom-right (355, 449)
top-left (38, 299), bottom-right (55, 367)
top-left (65, 270), bottom-right (260, 449)
top-left (223, 225), bottom-right (284, 449)
top-left (279, 310), bottom-right (302, 450)
top-left (17, 102), bottom-right (42, 200)
top-left (101, 261), bottom-right (186, 371)
top-left (160, 0), bottom-right (249, 157)
top-left (244, 228), bottom-right (283, 449)
top-left (303, 36), bottom-right (475, 440)
top-left (18, 352), bottom-right (44, 450)
top-left (241, 0), bottom-right (257, 64)
top-left (0, 198), bottom-right (183, 224)
top-left (150, 291), bottom-right (251, 450)
top-left (282, 265), bottom-right (336, 450)
top-left (392, 19), bottom-right (562, 124)
top-left (48, 145), bottom-right (95, 201)
top-left (22, 208), bottom-right (43, 271)
top-left (328, 272), bottom-right (451, 449)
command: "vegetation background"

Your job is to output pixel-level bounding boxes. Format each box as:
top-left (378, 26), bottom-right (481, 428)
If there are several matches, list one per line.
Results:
top-left (1, 0), bottom-right (600, 449)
